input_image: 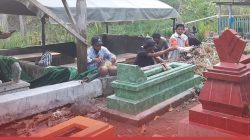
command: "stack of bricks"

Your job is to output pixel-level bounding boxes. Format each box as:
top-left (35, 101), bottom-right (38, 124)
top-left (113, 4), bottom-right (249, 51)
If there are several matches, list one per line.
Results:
top-left (32, 116), bottom-right (115, 137)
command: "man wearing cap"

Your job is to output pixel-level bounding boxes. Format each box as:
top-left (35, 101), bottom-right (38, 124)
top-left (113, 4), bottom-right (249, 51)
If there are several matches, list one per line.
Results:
top-left (87, 36), bottom-right (117, 76)
top-left (134, 39), bottom-right (171, 67)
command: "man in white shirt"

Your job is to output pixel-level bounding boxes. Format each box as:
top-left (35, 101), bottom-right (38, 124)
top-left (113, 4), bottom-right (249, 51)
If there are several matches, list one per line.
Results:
top-left (168, 23), bottom-right (191, 62)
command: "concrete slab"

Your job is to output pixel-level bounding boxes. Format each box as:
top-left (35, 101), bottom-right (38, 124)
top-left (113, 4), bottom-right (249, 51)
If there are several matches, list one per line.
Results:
top-left (0, 79), bottom-right (102, 125)
top-left (100, 88), bottom-right (195, 126)
top-left (0, 80), bottom-right (30, 95)
top-left (99, 76), bottom-right (116, 96)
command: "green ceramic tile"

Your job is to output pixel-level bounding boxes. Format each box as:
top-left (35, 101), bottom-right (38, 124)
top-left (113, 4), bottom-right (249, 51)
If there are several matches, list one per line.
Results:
top-left (107, 62), bottom-right (202, 115)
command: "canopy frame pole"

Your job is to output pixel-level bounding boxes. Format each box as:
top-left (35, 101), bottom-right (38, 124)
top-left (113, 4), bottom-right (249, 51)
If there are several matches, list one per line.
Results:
top-left (62, 0), bottom-right (77, 30)
top-left (218, 4), bottom-right (222, 34)
top-left (105, 22), bottom-right (109, 34)
top-left (41, 15), bottom-right (46, 47)
top-left (228, 4), bottom-right (232, 28)
top-left (171, 18), bottom-right (176, 33)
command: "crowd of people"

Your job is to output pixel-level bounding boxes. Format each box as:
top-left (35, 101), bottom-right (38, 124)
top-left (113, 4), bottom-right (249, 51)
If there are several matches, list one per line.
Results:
top-left (0, 23), bottom-right (201, 83)
top-left (87, 23), bottom-right (201, 75)
top-left (134, 23), bottom-right (200, 67)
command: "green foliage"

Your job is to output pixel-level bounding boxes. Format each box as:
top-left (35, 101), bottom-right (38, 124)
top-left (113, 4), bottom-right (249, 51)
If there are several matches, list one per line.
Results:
top-left (0, 33), bottom-right (25, 49)
top-left (106, 20), bottom-right (173, 37)
top-left (87, 22), bottom-right (105, 44)
top-left (45, 24), bottom-right (75, 44)
top-left (0, 0), bottom-right (220, 49)
top-left (196, 20), bottom-right (217, 41)
top-left (180, 0), bottom-right (216, 22)
top-left (165, 28), bottom-right (173, 38)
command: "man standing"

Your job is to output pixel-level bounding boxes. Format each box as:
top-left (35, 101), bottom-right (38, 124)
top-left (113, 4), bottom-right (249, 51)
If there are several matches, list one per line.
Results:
top-left (152, 33), bottom-right (169, 59)
top-left (87, 36), bottom-right (117, 76)
top-left (168, 23), bottom-right (191, 62)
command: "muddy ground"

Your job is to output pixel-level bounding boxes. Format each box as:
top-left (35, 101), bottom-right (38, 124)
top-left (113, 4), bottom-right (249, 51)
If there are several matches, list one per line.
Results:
top-left (0, 95), bottom-right (199, 137)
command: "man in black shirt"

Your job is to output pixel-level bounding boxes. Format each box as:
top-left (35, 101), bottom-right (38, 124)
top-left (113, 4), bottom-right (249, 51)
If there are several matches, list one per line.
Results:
top-left (134, 39), bottom-right (172, 67)
top-left (184, 27), bottom-right (201, 46)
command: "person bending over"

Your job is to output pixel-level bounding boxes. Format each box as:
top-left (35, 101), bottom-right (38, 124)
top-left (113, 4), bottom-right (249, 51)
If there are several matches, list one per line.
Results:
top-left (134, 39), bottom-right (173, 67)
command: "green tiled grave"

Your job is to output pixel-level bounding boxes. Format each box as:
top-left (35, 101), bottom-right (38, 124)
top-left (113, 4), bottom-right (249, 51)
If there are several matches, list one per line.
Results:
top-left (107, 62), bottom-right (202, 115)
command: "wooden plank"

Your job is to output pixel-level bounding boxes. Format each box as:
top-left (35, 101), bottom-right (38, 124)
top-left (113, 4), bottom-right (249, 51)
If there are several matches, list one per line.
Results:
top-left (116, 53), bottom-right (136, 63)
top-left (12, 52), bottom-right (61, 60)
top-left (29, 0), bottom-right (87, 46)
top-left (214, 2), bottom-right (250, 6)
top-left (41, 16), bottom-right (46, 46)
top-left (75, 0), bottom-right (88, 73)
top-left (60, 53), bottom-right (137, 68)
top-left (61, 0), bottom-right (77, 30)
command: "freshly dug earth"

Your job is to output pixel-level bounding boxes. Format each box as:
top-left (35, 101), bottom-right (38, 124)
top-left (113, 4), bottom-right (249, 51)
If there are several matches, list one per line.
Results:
top-left (0, 96), bottom-right (199, 137)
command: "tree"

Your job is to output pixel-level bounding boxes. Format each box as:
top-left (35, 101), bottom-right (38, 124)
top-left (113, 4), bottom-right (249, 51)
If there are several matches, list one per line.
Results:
top-left (180, 0), bottom-right (216, 22)
top-left (161, 0), bottom-right (216, 22)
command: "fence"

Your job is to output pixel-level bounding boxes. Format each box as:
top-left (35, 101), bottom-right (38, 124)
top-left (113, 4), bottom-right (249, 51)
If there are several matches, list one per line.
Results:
top-left (219, 15), bottom-right (250, 39)
top-left (185, 15), bottom-right (250, 40)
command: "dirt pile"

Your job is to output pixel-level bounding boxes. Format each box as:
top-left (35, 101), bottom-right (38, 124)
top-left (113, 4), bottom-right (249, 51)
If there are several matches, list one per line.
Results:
top-left (179, 44), bottom-right (219, 76)
top-left (0, 105), bottom-right (73, 136)
top-left (0, 98), bottom-right (106, 137)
